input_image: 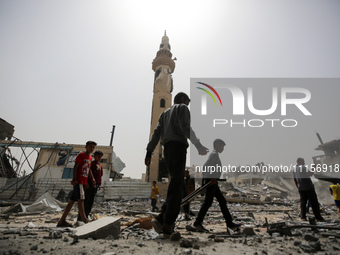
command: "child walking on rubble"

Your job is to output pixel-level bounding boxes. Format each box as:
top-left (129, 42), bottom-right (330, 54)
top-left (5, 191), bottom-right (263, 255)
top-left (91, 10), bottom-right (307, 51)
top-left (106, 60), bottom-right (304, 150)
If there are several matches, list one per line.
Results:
top-left (77, 150), bottom-right (104, 221)
top-left (194, 139), bottom-right (241, 232)
top-left (57, 141), bottom-right (97, 227)
top-left (151, 181), bottom-right (160, 212)
top-left (330, 182), bottom-right (340, 218)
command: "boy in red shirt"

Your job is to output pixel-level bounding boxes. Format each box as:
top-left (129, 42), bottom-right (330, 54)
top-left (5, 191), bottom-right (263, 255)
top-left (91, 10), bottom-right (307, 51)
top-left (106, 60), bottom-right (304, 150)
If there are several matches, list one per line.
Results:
top-left (57, 141), bottom-right (97, 227)
top-left (78, 150), bottom-right (103, 220)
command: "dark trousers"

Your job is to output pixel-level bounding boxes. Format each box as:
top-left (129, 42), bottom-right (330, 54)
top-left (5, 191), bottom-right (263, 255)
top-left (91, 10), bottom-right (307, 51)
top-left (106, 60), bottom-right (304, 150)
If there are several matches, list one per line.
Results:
top-left (151, 198), bottom-right (159, 212)
top-left (182, 183), bottom-right (190, 214)
top-left (195, 180), bottom-right (233, 226)
top-left (160, 141), bottom-right (187, 225)
top-left (299, 188), bottom-right (322, 219)
top-left (78, 185), bottom-right (97, 221)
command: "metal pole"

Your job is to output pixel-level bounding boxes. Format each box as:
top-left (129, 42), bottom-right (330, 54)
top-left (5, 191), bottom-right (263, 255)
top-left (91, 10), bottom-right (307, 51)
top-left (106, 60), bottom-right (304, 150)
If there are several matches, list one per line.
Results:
top-left (316, 132), bottom-right (324, 144)
top-left (110, 125), bottom-right (116, 146)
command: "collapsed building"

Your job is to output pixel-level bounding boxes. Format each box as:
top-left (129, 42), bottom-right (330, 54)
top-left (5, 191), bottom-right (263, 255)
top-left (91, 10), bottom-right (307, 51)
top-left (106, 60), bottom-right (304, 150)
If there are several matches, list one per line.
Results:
top-left (0, 119), bottom-right (152, 204)
top-left (313, 134), bottom-right (340, 182)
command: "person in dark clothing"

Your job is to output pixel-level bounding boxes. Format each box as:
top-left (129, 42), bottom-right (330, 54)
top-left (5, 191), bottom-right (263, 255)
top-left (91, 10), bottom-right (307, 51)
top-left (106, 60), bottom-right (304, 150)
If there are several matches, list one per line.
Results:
top-left (77, 150), bottom-right (103, 221)
top-left (145, 92), bottom-right (208, 235)
top-left (194, 139), bottom-right (241, 232)
top-left (56, 188), bottom-right (66, 202)
top-left (27, 182), bottom-right (36, 201)
top-left (293, 158), bottom-right (324, 221)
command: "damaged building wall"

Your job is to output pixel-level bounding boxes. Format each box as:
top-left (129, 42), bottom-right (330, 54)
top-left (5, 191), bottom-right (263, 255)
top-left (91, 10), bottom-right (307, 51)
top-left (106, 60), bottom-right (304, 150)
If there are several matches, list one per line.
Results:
top-left (0, 141), bottom-right (120, 202)
top-left (31, 144), bottom-right (114, 202)
top-left (104, 178), bottom-right (152, 200)
top-left (0, 140), bottom-right (151, 202)
top-left (33, 144), bottom-right (113, 181)
top-left (0, 119), bottom-right (14, 140)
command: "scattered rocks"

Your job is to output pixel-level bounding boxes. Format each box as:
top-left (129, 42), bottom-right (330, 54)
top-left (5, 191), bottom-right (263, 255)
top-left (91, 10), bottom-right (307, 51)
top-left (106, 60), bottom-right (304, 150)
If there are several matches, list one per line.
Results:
top-left (180, 239), bottom-right (193, 248)
top-left (293, 240), bottom-right (301, 246)
top-left (243, 227), bottom-right (256, 236)
top-left (214, 237), bottom-right (224, 242)
top-left (299, 244), bottom-right (315, 253)
top-left (271, 232), bottom-right (281, 238)
top-left (193, 243), bottom-right (200, 249)
top-left (44, 230), bottom-right (62, 239)
top-left (304, 234), bottom-right (319, 242)
top-left (30, 244), bottom-right (38, 251)
top-left (309, 241), bottom-right (321, 251)
top-left (170, 231), bottom-right (181, 241)
top-left (137, 241), bottom-right (145, 247)
top-left (182, 249), bottom-right (192, 254)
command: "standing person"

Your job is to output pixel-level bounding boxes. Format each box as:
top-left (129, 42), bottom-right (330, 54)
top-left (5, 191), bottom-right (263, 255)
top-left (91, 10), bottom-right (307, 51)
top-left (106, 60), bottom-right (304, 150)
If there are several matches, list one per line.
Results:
top-left (293, 157), bottom-right (324, 221)
top-left (145, 92), bottom-right (209, 235)
top-left (329, 182), bottom-right (340, 218)
top-left (57, 141), bottom-right (97, 227)
top-left (194, 139), bottom-right (241, 232)
top-left (27, 181), bottom-right (36, 201)
top-left (78, 150), bottom-right (103, 221)
top-left (56, 188), bottom-right (66, 202)
top-left (183, 170), bottom-right (195, 220)
top-left (151, 181), bottom-right (160, 212)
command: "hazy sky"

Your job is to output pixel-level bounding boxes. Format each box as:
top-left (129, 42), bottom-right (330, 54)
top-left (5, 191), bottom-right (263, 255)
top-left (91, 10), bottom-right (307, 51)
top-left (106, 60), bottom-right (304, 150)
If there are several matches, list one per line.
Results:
top-left (1, 0), bottom-right (339, 178)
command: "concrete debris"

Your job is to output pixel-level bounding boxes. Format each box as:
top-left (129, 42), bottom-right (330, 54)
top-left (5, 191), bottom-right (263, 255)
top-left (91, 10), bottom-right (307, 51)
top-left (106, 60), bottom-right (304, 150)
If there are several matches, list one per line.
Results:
top-left (304, 234), bottom-right (319, 242)
top-left (147, 229), bottom-right (159, 239)
top-left (73, 217), bottom-right (121, 240)
top-left (242, 227), bottom-right (256, 236)
top-left (180, 239), bottom-right (193, 248)
top-left (170, 231), bottom-right (181, 241)
top-left (1, 178), bottom-right (340, 254)
top-left (1, 203), bottom-right (26, 214)
top-left (26, 192), bottom-right (65, 212)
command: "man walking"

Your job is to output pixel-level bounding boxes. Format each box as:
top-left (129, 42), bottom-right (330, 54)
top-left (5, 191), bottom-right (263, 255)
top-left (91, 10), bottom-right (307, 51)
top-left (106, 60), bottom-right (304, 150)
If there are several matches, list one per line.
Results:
top-left (293, 158), bottom-right (324, 221)
top-left (145, 92), bottom-right (208, 235)
top-left (194, 139), bottom-right (241, 232)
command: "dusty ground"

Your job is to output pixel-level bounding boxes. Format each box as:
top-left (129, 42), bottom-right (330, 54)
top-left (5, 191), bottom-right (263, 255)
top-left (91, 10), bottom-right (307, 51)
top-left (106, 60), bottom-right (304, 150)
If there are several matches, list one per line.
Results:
top-left (1, 180), bottom-right (340, 255)
top-left (1, 197), bottom-right (340, 255)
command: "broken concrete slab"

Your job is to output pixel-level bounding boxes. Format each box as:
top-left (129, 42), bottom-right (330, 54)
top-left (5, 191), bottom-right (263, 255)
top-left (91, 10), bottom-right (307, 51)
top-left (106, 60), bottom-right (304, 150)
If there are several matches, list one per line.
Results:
top-left (73, 217), bottom-right (121, 239)
top-left (279, 176), bottom-right (294, 191)
top-left (262, 180), bottom-right (289, 193)
top-left (1, 203), bottom-right (26, 214)
top-left (26, 192), bottom-right (65, 212)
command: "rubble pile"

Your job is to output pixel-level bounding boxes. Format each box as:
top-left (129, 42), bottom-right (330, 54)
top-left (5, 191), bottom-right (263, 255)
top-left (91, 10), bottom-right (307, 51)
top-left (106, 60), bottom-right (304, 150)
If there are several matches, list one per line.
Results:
top-left (1, 180), bottom-right (340, 254)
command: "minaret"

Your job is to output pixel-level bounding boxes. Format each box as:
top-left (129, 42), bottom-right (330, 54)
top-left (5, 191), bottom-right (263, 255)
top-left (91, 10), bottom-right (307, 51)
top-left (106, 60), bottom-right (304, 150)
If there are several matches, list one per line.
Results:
top-left (148, 31), bottom-right (175, 184)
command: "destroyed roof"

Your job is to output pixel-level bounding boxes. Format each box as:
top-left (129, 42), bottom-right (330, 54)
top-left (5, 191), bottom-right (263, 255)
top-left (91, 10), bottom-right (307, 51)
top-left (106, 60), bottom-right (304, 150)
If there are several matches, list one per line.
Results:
top-left (315, 139), bottom-right (340, 152)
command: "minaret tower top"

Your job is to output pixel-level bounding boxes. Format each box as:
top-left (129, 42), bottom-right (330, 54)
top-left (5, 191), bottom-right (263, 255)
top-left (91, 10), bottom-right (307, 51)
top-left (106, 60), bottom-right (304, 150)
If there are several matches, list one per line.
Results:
top-left (160, 30), bottom-right (171, 51)
top-left (152, 31), bottom-right (175, 73)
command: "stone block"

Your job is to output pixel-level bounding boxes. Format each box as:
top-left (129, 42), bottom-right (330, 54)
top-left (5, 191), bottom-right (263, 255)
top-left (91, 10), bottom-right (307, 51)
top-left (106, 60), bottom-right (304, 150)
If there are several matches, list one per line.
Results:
top-left (73, 217), bottom-right (120, 239)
